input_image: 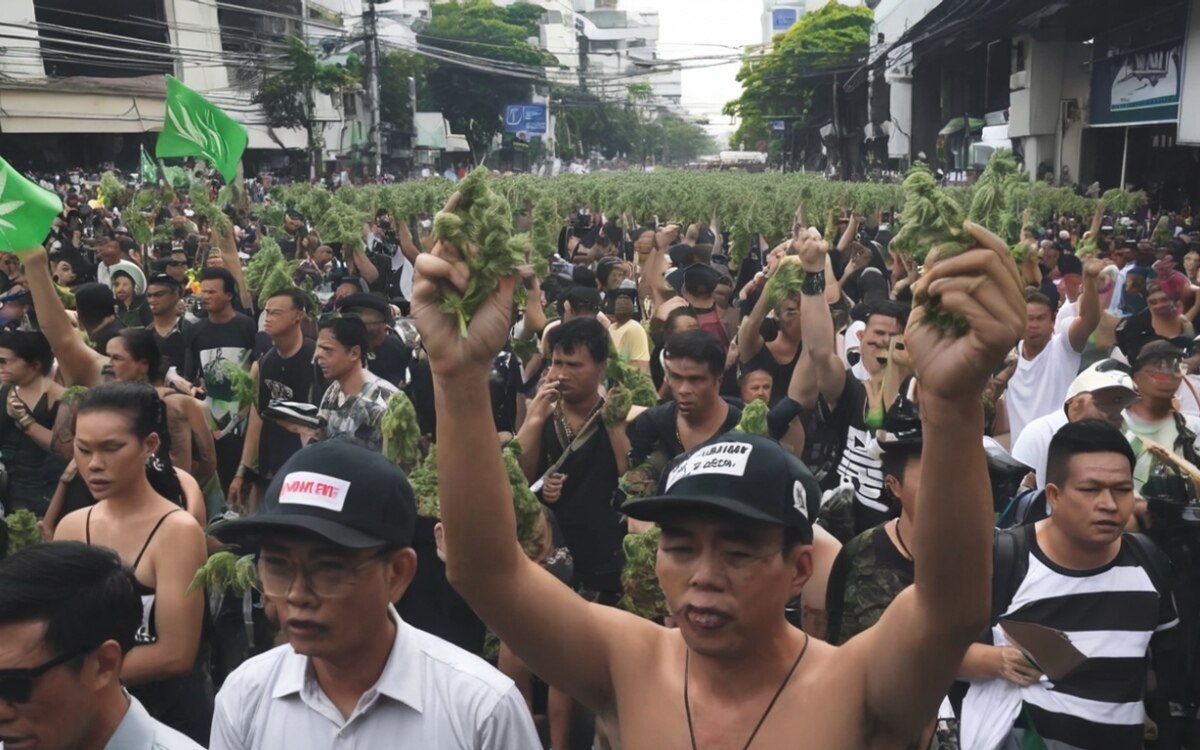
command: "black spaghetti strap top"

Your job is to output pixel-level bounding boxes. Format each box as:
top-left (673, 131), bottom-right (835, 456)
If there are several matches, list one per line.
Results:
top-left (86, 506), bottom-right (181, 598)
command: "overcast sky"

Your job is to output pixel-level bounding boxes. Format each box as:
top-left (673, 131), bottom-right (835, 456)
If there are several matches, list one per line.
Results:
top-left (622, 0), bottom-right (763, 133)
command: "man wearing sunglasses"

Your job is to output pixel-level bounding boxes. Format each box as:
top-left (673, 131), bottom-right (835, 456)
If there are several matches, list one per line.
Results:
top-left (163, 249), bottom-right (191, 290)
top-left (209, 439), bottom-right (539, 749)
top-left (0, 541), bottom-right (203, 749)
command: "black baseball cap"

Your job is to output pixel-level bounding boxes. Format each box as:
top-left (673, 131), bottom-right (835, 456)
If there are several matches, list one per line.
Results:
top-left (621, 434), bottom-right (816, 543)
top-left (210, 438), bottom-right (417, 549)
top-left (338, 292), bottom-right (391, 321)
top-left (146, 272), bottom-right (180, 290)
top-left (1132, 339), bottom-right (1186, 372)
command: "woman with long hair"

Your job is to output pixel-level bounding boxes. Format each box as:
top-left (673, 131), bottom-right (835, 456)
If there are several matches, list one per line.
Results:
top-left (53, 382), bottom-right (212, 743)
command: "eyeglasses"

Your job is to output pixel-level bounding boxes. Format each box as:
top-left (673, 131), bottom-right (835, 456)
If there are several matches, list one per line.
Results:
top-left (1144, 357), bottom-right (1186, 374)
top-left (257, 549), bottom-right (389, 598)
top-left (0, 645), bottom-right (92, 704)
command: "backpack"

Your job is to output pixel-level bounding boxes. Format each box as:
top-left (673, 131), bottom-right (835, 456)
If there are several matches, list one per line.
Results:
top-left (995, 488), bottom-right (1048, 529)
top-left (991, 525), bottom-right (1174, 626)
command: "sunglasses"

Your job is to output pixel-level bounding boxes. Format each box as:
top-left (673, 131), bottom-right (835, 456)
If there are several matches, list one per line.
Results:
top-left (0, 645), bottom-right (91, 704)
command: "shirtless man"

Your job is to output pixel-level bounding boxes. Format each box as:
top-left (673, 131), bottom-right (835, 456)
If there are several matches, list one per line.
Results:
top-left (413, 200), bottom-right (1026, 749)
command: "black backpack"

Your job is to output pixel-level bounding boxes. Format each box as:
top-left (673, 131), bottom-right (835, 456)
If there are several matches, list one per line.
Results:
top-left (991, 524), bottom-right (1174, 626)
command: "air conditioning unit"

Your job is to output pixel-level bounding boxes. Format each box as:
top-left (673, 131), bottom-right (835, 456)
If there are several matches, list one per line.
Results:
top-left (1010, 70), bottom-right (1029, 91)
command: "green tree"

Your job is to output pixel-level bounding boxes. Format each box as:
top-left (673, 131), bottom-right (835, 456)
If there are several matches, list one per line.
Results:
top-left (419, 0), bottom-right (558, 159)
top-left (379, 50), bottom-right (434, 136)
top-left (251, 35), bottom-right (359, 177)
top-left (657, 116), bottom-right (718, 164)
top-left (723, 2), bottom-right (872, 159)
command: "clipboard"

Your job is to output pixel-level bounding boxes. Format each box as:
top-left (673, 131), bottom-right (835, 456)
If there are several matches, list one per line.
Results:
top-left (1000, 619), bottom-right (1086, 681)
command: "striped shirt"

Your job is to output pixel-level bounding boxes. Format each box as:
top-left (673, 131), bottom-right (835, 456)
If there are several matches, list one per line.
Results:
top-left (986, 532), bottom-right (1178, 749)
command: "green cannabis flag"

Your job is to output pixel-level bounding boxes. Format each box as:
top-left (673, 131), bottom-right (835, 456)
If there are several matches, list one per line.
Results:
top-left (156, 74), bottom-right (247, 183)
top-left (140, 145), bottom-right (157, 184)
top-left (0, 155), bottom-right (63, 254)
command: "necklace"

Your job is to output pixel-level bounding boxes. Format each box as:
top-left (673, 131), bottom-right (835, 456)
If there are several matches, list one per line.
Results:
top-left (684, 634), bottom-right (810, 750)
top-left (893, 519), bottom-right (914, 562)
top-left (555, 398), bottom-right (602, 444)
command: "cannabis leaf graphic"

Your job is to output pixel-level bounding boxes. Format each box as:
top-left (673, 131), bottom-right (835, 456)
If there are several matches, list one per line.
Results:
top-left (167, 102), bottom-right (226, 165)
top-left (0, 169), bottom-right (26, 232)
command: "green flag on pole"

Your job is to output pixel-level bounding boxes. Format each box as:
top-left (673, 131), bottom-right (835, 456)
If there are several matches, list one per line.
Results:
top-left (140, 145), bottom-right (157, 184)
top-left (156, 74), bottom-right (247, 183)
top-left (0, 155), bottom-right (63, 254)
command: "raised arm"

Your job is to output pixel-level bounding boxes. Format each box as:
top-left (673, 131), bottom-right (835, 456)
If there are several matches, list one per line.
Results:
top-left (19, 246), bottom-right (102, 387)
top-left (397, 218), bottom-right (422, 265)
top-left (641, 225), bottom-right (680, 309)
top-left (737, 280), bottom-right (773, 365)
top-left (1068, 258), bottom-right (1103, 353)
top-left (794, 232), bottom-right (847, 408)
top-left (413, 193), bottom-right (652, 715)
top-left (213, 227), bottom-right (253, 312)
top-left (849, 222), bottom-right (1026, 742)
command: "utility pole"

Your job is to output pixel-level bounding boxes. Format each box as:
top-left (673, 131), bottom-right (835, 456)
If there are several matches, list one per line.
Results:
top-left (409, 75), bottom-right (418, 178)
top-left (363, 0), bottom-right (383, 178)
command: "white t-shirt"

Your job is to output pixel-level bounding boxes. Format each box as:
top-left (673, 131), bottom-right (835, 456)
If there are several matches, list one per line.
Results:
top-left (1010, 409), bottom-right (1069, 488)
top-left (1006, 333), bottom-right (1082, 444)
top-left (1054, 300), bottom-right (1077, 336)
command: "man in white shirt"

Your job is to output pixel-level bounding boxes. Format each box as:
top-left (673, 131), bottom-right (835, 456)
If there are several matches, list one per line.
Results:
top-left (95, 235), bottom-right (136, 288)
top-left (1011, 361), bottom-right (1139, 488)
top-left (1005, 258), bottom-right (1103, 444)
top-left (209, 439), bottom-right (540, 750)
top-left (0, 542), bottom-right (203, 750)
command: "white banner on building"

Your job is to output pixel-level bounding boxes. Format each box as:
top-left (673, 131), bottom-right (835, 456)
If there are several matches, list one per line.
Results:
top-left (1180, 0), bottom-right (1200, 144)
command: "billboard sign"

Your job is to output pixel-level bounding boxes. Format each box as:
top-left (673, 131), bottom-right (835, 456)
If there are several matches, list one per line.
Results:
top-left (1090, 42), bottom-right (1182, 126)
top-left (772, 8), bottom-right (799, 33)
top-left (504, 104), bottom-right (547, 135)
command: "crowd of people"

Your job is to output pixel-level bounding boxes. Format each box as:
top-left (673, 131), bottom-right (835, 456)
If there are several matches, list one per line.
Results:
top-left (0, 165), bottom-right (1198, 750)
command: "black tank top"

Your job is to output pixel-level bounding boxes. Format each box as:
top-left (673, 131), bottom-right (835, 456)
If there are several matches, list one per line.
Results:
top-left (257, 339), bottom-right (319, 476)
top-left (86, 507), bottom-right (180, 643)
top-left (84, 506), bottom-right (213, 744)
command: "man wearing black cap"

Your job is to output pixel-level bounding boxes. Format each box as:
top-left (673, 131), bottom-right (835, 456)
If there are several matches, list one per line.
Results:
top-left (145, 273), bottom-right (190, 376)
top-left (412, 216), bottom-right (1027, 748)
top-left (338, 293), bottom-right (411, 387)
top-left (209, 440), bottom-right (540, 748)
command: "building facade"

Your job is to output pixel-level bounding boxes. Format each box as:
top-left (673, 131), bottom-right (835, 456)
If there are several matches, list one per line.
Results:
top-left (0, 0), bottom-right (358, 175)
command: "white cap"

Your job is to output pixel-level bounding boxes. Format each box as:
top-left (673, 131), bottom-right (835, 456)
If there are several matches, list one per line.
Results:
top-left (1064, 365), bottom-right (1137, 405)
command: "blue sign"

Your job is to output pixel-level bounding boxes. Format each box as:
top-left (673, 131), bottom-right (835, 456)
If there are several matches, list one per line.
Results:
top-left (772, 8), bottom-right (798, 33)
top-left (771, 120), bottom-right (786, 131)
top-left (504, 104), bottom-right (547, 135)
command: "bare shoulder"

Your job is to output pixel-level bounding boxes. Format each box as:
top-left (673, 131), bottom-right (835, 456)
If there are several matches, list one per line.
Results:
top-left (53, 507), bottom-right (89, 541)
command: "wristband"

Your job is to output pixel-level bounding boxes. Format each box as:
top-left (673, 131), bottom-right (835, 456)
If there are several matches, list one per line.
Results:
top-left (235, 464), bottom-right (248, 479)
top-left (801, 271), bottom-right (826, 296)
